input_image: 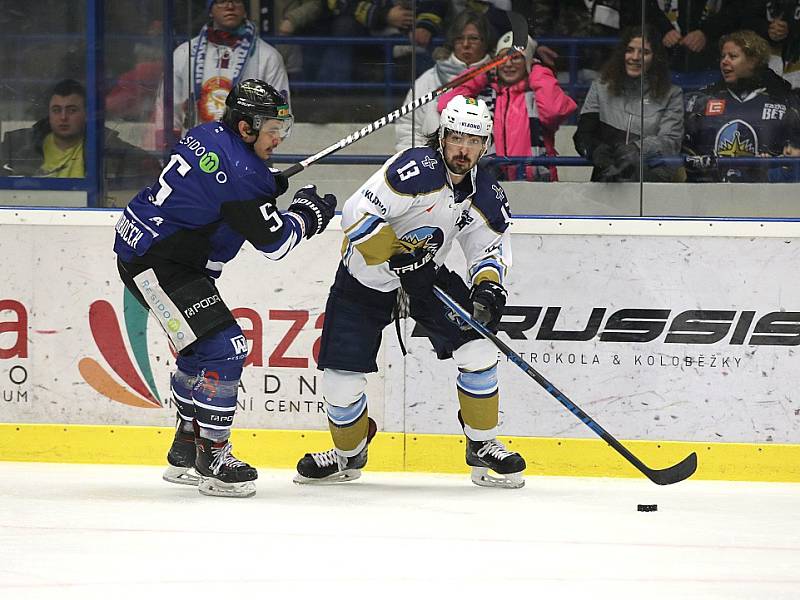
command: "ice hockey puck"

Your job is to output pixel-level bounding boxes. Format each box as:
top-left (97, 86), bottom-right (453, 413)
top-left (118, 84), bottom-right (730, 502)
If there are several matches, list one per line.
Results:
top-left (637, 504), bottom-right (657, 512)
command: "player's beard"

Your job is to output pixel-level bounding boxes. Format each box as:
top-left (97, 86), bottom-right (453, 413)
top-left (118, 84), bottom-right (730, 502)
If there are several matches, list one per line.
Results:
top-left (447, 153), bottom-right (474, 174)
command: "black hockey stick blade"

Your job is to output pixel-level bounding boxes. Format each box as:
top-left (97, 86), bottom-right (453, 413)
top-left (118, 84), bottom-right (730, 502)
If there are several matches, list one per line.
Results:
top-left (506, 10), bottom-right (529, 51)
top-left (433, 286), bottom-right (698, 486)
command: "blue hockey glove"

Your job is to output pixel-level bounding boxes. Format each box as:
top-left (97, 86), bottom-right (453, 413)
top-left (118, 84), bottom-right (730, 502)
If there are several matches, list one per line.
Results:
top-left (289, 185), bottom-right (336, 239)
top-left (389, 248), bottom-right (437, 298)
top-left (470, 280), bottom-right (507, 331)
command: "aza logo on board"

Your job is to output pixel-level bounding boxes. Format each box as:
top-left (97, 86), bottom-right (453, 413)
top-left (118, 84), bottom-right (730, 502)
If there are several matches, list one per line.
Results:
top-left (78, 289), bottom-right (163, 409)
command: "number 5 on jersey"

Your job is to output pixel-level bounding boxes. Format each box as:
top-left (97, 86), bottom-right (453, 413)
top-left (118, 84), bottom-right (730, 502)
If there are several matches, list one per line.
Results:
top-left (153, 154), bottom-right (192, 206)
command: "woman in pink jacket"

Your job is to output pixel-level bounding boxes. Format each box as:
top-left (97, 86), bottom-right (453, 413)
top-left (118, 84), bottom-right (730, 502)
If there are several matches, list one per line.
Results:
top-left (438, 31), bottom-right (577, 181)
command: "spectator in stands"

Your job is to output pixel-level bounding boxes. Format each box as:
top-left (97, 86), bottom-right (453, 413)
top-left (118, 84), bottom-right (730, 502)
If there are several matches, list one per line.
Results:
top-left (170, 0), bottom-right (289, 133)
top-left (647, 0), bottom-right (739, 82)
top-left (106, 19), bottom-right (164, 121)
top-left (573, 26), bottom-right (684, 182)
top-left (275, 0), bottom-right (325, 76)
top-left (446, 0), bottom-right (516, 46)
top-left (0, 79), bottom-right (160, 182)
top-left (437, 31), bottom-right (577, 181)
top-left (395, 10), bottom-right (492, 151)
top-left (683, 30), bottom-right (800, 182)
top-left (725, 1), bottom-right (800, 82)
top-left (313, 1), bottom-right (417, 83)
top-left (532, 1), bottom-right (641, 82)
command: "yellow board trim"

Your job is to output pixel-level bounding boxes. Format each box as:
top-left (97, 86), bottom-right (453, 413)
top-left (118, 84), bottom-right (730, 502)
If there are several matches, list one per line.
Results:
top-left (0, 424), bottom-right (798, 482)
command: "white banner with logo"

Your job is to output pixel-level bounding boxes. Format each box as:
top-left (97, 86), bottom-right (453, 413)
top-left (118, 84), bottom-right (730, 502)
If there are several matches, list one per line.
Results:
top-left (1, 212), bottom-right (798, 444)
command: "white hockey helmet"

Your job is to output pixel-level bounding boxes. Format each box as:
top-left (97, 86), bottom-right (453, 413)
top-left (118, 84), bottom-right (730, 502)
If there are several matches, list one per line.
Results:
top-left (439, 94), bottom-right (493, 139)
top-left (496, 31), bottom-right (537, 71)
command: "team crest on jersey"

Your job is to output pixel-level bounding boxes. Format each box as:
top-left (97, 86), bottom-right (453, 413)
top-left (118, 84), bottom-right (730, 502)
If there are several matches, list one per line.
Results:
top-left (399, 226), bottom-right (444, 254)
top-left (715, 119), bottom-right (757, 157)
top-left (421, 155), bottom-right (438, 170)
top-left (705, 99), bottom-right (726, 116)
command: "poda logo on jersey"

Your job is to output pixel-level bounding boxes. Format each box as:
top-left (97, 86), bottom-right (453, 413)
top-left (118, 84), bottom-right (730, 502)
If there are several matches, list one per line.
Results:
top-left (400, 226), bottom-right (445, 254)
top-left (715, 120), bottom-right (757, 156)
top-left (184, 294), bottom-right (222, 318)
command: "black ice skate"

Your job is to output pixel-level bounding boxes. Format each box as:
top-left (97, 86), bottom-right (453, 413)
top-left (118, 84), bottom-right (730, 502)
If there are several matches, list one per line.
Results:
top-left (294, 417), bottom-right (377, 484)
top-left (195, 437), bottom-right (258, 498)
top-left (162, 424), bottom-right (199, 486)
top-left (466, 438), bottom-right (526, 489)
top-left (459, 411), bottom-right (525, 489)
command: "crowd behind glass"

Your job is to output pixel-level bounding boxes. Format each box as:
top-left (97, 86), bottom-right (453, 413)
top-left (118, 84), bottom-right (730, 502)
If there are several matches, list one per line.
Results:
top-left (3, 0), bottom-right (800, 205)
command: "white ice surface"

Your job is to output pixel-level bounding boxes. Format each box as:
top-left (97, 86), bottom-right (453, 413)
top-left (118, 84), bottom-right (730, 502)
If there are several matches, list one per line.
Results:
top-left (0, 462), bottom-right (798, 599)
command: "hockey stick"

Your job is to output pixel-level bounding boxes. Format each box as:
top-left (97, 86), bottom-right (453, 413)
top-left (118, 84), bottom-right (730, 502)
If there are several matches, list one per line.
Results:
top-left (281, 11), bottom-right (529, 178)
top-left (432, 286), bottom-right (698, 486)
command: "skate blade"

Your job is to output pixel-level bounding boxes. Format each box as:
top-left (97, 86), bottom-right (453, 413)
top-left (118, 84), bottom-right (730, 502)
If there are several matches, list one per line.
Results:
top-left (293, 468), bottom-right (362, 485)
top-left (470, 467), bottom-right (525, 489)
top-left (163, 465), bottom-right (200, 486)
top-left (198, 476), bottom-right (256, 498)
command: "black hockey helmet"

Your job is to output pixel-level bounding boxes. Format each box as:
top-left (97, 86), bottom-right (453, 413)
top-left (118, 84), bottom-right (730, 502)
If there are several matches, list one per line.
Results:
top-left (223, 78), bottom-right (292, 138)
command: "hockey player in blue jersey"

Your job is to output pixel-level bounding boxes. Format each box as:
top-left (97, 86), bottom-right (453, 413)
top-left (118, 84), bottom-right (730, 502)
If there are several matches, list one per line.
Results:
top-left (114, 79), bottom-right (336, 498)
top-left (294, 95), bottom-right (527, 488)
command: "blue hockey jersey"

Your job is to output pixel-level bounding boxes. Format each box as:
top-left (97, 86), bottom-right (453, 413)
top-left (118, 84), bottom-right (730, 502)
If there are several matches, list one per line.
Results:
top-left (113, 121), bottom-right (305, 276)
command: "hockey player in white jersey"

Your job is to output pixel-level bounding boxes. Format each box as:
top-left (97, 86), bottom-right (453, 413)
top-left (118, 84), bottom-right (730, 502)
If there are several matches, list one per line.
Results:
top-left (295, 95), bottom-right (526, 488)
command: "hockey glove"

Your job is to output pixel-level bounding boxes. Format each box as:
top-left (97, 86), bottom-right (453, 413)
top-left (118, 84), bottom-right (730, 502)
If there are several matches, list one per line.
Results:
top-left (388, 248), bottom-right (437, 298)
top-left (289, 185), bottom-right (337, 239)
top-left (590, 143), bottom-right (615, 172)
top-left (470, 280), bottom-right (507, 331)
top-left (269, 168), bottom-right (289, 197)
top-left (615, 143), bottom-right (640, 171)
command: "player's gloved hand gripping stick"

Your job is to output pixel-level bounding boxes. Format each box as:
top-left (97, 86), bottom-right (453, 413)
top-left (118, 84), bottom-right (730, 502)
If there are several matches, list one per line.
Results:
top-left (433, 285), bottom-right (699, 486)
top-left (280, 12), bottom-right (530, 178)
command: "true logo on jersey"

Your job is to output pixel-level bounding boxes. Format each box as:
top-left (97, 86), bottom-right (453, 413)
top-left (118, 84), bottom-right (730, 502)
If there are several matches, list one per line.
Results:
top-left (400, 226), bottom-right (444, 254)
top-left (705, 99), bottom-right (726, 116)
top-left (762, 102), bottom-right (786, 120)
top-left (715, 119), bottom-right (757, 157)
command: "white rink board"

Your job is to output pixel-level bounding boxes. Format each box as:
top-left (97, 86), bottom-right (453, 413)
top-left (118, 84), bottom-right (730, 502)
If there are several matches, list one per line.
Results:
top-left (406, 233), bottom-right (800, 443)
top-left (0, 214), bottom-right (390, 431)
top-left (1, 210), bottom-right (798, 443)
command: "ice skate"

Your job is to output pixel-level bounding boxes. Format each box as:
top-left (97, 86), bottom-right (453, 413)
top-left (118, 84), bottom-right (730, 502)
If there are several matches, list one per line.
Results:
top-left (294, 417), bottom-right (377, 484)
top-left (466, 437), bottom-right (526, 489)
top-left (195, 437), bottom-right (258, 498)
top-left (162, 424), bottom-right (199, 486)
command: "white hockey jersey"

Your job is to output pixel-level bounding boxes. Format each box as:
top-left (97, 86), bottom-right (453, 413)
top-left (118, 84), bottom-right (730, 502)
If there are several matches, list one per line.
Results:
top-left (341, 146), bottom-right (513, 293)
